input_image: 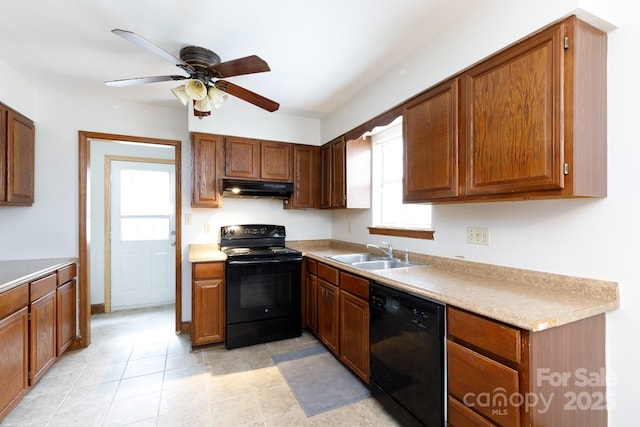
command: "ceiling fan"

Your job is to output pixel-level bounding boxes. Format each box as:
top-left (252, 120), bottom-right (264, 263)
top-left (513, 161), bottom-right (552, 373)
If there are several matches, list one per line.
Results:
top-left (105, 29), bottom-right (279, 117)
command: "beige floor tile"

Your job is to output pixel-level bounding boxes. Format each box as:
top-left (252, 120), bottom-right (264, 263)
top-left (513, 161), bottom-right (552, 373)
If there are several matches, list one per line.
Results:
top-left (209, 393), bottom-right (263, 426)
top-left (243, 365), bottom-right (287, 392)
top-left (103, 391), bottom-right (161, 426)
top-left (122, 354), bottom-right (166, 378)
top-left (75, 360), bottom-right (127, 386)
top-left (130, 341), bottom-right (168, 360)
top-left (56, 380), bottom-right (119, 415)
top-left (263, 406), bottom-right (318, 427)
top-left (47, 403), bottom-right (110, 427)
top-left (114, 372), bottom-right (164, 401)
top-left (206, 371), bottom-right (253, 401)
top-left (254, 384), bottom-right (300, 419)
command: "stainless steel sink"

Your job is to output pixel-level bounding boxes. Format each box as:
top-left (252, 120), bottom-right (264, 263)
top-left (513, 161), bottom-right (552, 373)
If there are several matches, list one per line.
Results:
top-left (327, 253), bottom-right (424, 270)
top-left (352, 259), bottom-right (421, 270)
top-left (327, 253), bottom-right (387, 264)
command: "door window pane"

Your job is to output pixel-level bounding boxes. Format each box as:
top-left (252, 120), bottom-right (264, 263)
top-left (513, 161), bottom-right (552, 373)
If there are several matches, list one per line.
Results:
top-left (119, 169), bottom-right (171, 241)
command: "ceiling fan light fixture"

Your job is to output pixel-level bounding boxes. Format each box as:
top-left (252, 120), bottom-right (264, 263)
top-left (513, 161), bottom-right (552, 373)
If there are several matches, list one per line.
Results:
top-left (208, 86), bottom-right (228, 109)
top-left (194, 96), bottom-right (211, 113)
top-left (170, 84), bottom-right (190, 106)
top-left (184, 79), bottom-right (208, 101)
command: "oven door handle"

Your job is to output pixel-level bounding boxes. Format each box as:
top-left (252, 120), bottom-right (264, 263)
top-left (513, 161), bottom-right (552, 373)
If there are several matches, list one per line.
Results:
top-left (227, 257), bottom-right (302, 266)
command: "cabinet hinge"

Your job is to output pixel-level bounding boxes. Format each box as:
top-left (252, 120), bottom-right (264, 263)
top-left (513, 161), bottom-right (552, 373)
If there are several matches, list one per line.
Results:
top-left (28, 312), bottom-right (31, 321)
top-left (28, 371), bottom-right (31, 380)
top-left (564, 36), bottom-right (570, 50)
top-left (564, 162), bottom-right (570, 175)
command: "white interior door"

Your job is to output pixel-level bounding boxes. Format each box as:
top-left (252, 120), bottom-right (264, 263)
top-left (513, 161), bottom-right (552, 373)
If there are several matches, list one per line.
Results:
top-left (110, 160), bottom-right (176, 310)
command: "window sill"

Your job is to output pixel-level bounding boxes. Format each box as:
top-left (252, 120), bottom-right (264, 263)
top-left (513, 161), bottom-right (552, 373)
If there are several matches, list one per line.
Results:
top-left (367, 226), bottom-right (435, 240)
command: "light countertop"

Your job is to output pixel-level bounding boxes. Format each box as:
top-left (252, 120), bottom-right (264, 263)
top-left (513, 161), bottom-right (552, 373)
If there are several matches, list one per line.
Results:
top-left (290, 241), bottom-right (618, 332)
top-left (188, 244), bottom-right (226, 263)
top-left (0, 258), bottom-right (78, 294)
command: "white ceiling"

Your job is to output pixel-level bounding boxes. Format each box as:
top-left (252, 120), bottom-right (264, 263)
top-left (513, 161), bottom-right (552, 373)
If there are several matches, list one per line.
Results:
top-left (0, 0), bottom-right (480, 119)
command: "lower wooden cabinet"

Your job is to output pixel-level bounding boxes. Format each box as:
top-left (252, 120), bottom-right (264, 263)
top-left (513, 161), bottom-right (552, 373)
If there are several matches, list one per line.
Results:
top-left (339, 289), bottom-right (369, 382)
top-left (0, 306), bottom-right (28, 421)
top-left (30, 290), bottom-right (57, 386)
top-left (305, 259), bottom-right (370, 384)
top-left (191, 262), bottom-right (225, 347)
top-left (447, 306), bottom-right (607, 427)
top-left (316, 279), bottom-right (339, 354)
top-left (0, 261), bottom-right (77, 422)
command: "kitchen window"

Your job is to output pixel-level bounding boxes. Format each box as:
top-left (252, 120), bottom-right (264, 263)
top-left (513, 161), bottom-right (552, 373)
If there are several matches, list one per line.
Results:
top-left (370, 117), bottom-right (432, 231)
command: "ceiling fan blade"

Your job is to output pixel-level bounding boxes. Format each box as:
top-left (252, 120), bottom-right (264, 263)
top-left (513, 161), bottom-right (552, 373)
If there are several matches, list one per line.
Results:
top-left (111, 29), bottom-right (194, 73)
top-left (105, 75), bottom-right (187, 87)
top-left (214, 80), bottom-right (279, 112)
top-left (208, 55), bottom-right (271, 78)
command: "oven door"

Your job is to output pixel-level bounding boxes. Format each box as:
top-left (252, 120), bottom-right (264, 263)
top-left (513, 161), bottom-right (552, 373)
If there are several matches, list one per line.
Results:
top-left (225, 257), bottom-right (301, 324)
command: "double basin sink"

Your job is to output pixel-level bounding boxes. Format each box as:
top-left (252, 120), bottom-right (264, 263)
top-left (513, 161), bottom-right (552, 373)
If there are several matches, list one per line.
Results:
top-left (326, 253), bottom-right (424, 271)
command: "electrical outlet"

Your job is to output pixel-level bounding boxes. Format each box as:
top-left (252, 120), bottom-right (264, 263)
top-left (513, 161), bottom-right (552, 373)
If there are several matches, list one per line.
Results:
top-left (184, 213), bottom-right (192, 225)
top-left (204, 223), bottom-right (211, 233)
top-left (467, 227), bottom-right (490, 245)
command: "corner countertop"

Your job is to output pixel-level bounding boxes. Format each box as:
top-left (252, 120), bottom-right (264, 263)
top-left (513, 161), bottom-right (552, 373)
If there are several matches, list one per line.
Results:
top-left (289, 241), bottom-right (619, 332)
top-left (0, 258), bottom-right (78, 294)
top-left (188, 244), bottom-right (227, 263)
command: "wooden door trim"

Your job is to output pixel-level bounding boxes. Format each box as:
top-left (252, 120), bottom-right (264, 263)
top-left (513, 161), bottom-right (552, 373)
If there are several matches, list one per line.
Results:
top-left (78, 131), bottom-right (182, 347)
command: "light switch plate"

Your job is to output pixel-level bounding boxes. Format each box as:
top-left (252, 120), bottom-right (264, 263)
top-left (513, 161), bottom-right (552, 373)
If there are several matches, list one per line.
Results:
top-left (467, 227), bottom-right (490, 245)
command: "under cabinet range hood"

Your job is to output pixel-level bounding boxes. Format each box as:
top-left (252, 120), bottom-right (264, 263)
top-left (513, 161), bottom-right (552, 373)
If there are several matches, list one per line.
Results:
top-left (222, 179), bottom-right (294, 199)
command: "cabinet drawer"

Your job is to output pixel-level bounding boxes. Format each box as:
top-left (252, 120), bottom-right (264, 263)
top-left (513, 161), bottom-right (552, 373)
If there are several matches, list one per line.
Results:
top-left (448, 396), bottom-right (496, 427)
top-left (339, 272), bottom-right (368, 299)
top-left (447, 340), bottom-right (520, 427)
top-left (447, 306), bottom-right (521, 363)
top-left (193, 262), bottom-right (224, 280)
top-left (317, 262), bottom-right (338, 285)
top-left (0, 283), bottom-right (29, 319)
top-left (306, 258), bottom-right (317, 275)
top-left (56, 263), bottom-right (76, 286)
top-left (30, 274), bottom-right (57, 302)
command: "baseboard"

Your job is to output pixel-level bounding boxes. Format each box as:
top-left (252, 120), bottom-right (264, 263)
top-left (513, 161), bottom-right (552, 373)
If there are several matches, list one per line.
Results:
top-left (91, 303), bottom-right (105, 315)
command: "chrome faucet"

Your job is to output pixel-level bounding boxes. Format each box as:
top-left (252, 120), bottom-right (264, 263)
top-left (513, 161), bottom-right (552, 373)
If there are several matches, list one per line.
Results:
top-left (367, 242), bottom-right (394, 259)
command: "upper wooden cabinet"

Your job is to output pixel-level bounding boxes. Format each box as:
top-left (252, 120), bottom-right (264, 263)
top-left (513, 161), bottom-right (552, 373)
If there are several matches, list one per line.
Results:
top-left (224, 137), bottom-right (292, 182)
top-left (191, 133), bottom-right (223, 208)
top-left (0, 103), bottom-right (35, 206)
top-left (404, 78), bottom-right (460, 201)
top-left (285, 144), bottom-right (320, 209)
top-left (320, 136), bottom-right (371, 209)
top-left (404, 16), bottom-right (606, 203)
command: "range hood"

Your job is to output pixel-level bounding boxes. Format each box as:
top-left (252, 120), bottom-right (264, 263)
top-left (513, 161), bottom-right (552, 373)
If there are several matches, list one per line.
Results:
top-left (222, 179), bottom-right (294, 199)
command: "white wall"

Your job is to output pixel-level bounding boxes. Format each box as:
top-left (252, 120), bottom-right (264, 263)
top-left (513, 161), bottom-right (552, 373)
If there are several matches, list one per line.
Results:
top-left (325, 1), bottom-right (637, 425)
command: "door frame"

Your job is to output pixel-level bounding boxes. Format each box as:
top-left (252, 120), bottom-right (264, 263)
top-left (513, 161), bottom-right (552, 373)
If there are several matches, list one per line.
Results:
top-left (104, 155), bottom-right (176, 312)
top-left (79, 131), bottom-right (182, 347)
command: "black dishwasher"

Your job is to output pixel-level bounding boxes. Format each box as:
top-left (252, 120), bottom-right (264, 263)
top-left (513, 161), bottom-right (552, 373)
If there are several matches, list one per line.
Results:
top-left (369, 282), bottom-right (445, 427)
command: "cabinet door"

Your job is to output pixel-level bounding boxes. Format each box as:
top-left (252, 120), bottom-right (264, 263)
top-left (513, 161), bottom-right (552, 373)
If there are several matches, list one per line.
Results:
top-left (464, 23), bottom-right (564, 196)
top-left (0, 307), bottom-right (28, 421)
top-left (191, 133), bottom-right (223, 208)
top-left (286, 144), bottom-right (319, 209)
top-left (56, 279), bottom-right (76, 356)
top-left (0, 106), bottom-right (6, 202)
top-left (403, 78), bottom-right (459, 201)
top-left (261, 141), bottom-right (292, 181)
top-left (305, 273), bottom-right (318, 334)
top-left (339, 291), bottom-right (369, 383)
top-left (320, 144), bottom-right (332, 208)
top-left (192, 278), bottom-right (225, 346)
top-left (317, 279), bottom-right (339, 354)
top-left (330, 138), bottom-right (346, 208)
top-left (5, 110), bottom-right (35, 205)
top-left (225, 136), bottom-right (260, 179)
top-left (345, 138), bottom-right (371, 208)
top-left (30, 291), bottom-right (57, 385)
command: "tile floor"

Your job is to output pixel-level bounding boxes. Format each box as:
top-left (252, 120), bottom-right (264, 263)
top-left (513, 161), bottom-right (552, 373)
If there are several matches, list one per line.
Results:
top-left (0, 305), bottom-right (401, 427)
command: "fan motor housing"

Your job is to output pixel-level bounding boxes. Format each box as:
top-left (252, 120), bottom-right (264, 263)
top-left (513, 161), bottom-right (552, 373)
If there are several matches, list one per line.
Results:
top-left (180, 46), bottom-right (221, 81)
